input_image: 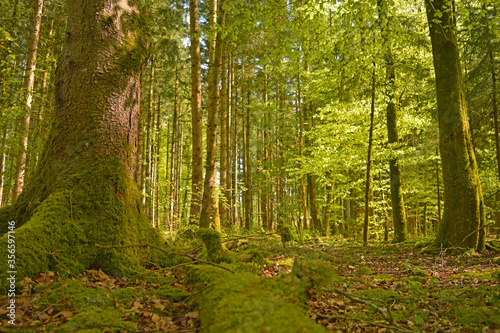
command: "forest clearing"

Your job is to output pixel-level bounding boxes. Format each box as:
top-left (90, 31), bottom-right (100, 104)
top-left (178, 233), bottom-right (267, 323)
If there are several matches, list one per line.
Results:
top-left (1, 0), bottom-right (500, 331)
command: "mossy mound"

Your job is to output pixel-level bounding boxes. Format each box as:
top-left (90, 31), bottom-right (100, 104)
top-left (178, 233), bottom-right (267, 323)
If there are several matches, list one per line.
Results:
top-left (0, 157), bottom-right (174, 293)
top-left (196, 228), bottom-right (234, 263)
top-left (187, 259), bottom-right (340, 332)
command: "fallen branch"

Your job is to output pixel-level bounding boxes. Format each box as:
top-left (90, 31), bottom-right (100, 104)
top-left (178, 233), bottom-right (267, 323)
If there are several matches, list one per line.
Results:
top-left (321, 287), bottom-right (411, 333)
top-left (313, 312), bottom-right (413, 333)
top-left (459, 223), bottom-right (494, 247)
top-left (96, 244), bottom-right (236, 274)
top-left (221, 232), bottom-right (278, 243)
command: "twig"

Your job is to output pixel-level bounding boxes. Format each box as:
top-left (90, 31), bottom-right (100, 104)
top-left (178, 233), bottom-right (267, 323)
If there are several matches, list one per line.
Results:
top-left (221, 232), bottom-right (278, 243)
top-left (314, 312), bottom-right (412, 333)
top-left (459, 223), bottom-right (494, 247)
top-left (321, 287), bottom-right (411, 333)
top-left (96, 244), bottom-right (236, 274)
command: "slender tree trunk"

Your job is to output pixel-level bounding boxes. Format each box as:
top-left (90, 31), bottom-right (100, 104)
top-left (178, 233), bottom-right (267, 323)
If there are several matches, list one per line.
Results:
top-left (244, 85), bottom-right (252, 230)
top-left (378, 0), bottom-right (408, 243)
top-left (176, 123), bottom-right (185, 228)
top-left (261, 74), bottom-right (269, 230)
top-left (423, 202), bottom-right (428, 237)
top-left (226, 54), bottom-right (233, 225)
top-left (232, 66), bottom-right (239, 226)
top-left (199, 0), bottom-right (227, 228)
top-left (425, 0), bottom-right (486, 250)
top-left (323, 182), bottom-right (334, 236)
top-left (155, 95), bottom-right (161, 228)
top-left (12, 0), bottom-right (45, 201)
top-left (297, 64), bottom-right (309, 231)
top-left (219, 42), bottom-right (229, 227)
top-left (144, 58), bottom-right (154, 217)
top-left (305, 103), bottom-right (321, 232)
top-left (363, 66), bottom-right (376, 246)
top-left (435, 147), bottom-right (441, 232)
top-left (0, 129), bottom-right (7, 207)
top-left (169, 65), bottom-right (179, 227)
top-left (189, 0), bottom-right (203, 225)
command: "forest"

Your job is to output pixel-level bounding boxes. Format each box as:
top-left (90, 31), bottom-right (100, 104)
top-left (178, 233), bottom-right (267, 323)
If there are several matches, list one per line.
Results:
top-left (0, 0), bottom-right (500, 331)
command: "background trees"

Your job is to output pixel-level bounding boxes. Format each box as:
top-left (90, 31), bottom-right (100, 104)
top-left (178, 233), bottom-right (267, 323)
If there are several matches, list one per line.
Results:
top-left (1, 0), bottom-right (498, 246)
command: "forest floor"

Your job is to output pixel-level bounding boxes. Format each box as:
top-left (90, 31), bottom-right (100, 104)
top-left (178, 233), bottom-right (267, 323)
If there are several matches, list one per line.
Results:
top-left (1, 233), bottom-right (499, 332)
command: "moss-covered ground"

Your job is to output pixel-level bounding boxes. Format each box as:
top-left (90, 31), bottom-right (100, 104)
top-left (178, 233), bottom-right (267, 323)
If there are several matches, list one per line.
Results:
top-left (1, 232), bottom-right (499, 332)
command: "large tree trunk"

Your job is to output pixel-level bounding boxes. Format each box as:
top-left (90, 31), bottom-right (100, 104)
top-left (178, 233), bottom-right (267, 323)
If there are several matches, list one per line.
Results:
top-left (189, 0), bottom-right (203, 225)
top-left (0, 0), bottom-right (165, 291)
top-left (425, 0), bottom-right (486, 251)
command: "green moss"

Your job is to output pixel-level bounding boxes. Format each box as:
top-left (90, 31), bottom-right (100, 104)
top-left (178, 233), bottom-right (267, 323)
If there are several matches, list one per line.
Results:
top-left (362, 274), bottom-right (394, 281)
top-left (187, 259), bottom-right (339, 332)
top-left (237, 247), bottom-right (268, 265)
top-left (357, 266), bottom-right (374, 275)
top-left (196, 228), bottom-right (234, 263)
top-left (412, 269), bottom-right (430, 277)
top-left (353, 288), bottom-right (400, 301)
top-left (449, 269), bottom-right (498, 281)
top-left (450, 306), bottom-right (500, 326)
top-left (0, 156), bottom-right (172, 293)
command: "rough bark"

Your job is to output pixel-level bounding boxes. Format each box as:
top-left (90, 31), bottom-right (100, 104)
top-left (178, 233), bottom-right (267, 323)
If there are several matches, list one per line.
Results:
top-left (425, 0), bottom-right (486, 250)
top-left (0, 0), bottom-right (166, 292)
top-left (189, 0), bottom-right (203, 225)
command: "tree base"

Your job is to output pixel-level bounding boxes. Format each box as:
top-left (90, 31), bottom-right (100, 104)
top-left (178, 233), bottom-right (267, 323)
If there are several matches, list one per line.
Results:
top-left (0, 157), bottom-right (169, 293)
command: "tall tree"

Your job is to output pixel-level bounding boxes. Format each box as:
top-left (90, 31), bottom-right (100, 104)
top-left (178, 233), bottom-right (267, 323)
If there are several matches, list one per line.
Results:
top-left (199, 0), bottom-right (227, 228)
top-left (11, 0), bottom-right (45, 201)
top-left (425, 0), bottom-right (486, 250)
top-left (0, 0), bottom-right (164, 289)
top-left (378, 0), bottom-right (408, 243)
top-left (189, 0), bottom-right (203, 225)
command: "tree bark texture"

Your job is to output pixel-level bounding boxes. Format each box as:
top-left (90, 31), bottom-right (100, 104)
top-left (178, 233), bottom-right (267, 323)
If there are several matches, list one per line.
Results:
top-left (425, 0), bottom-right (486, 250)
top-left (0, 0), bottom-right (166, 291)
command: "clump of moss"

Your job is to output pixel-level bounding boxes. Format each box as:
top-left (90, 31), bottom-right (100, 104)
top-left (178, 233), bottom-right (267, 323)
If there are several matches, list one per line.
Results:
top-left (357, 266), bottom-right (374, 275)
top-left (195, 228), bottom-right (233, 264)
top-left (412, 269), bottom-right (430, 277)
top-left (237, 246), bottom-right (268, 265)
top-left (186, 259), bottom-right (340, 332)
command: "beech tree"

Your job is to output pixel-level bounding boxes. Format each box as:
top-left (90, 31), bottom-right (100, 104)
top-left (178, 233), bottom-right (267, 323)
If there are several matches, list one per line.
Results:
top-left (425, 0), bottom-right (486, 250)
top-left (0, 0), bottom-right (166, 289)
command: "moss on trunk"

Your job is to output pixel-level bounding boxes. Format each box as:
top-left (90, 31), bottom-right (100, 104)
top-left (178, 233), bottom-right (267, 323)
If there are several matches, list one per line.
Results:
top-left (0, 0), bottom-right (167, 292)
top-left (425, 0), bottom-right (486, 251)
